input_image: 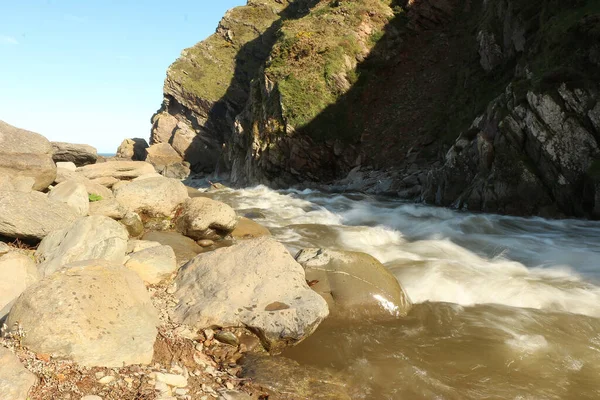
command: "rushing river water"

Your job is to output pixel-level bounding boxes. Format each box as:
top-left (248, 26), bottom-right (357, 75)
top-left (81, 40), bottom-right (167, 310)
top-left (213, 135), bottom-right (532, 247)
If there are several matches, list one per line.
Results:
top-left (197, 183), bottom-right (600, 399)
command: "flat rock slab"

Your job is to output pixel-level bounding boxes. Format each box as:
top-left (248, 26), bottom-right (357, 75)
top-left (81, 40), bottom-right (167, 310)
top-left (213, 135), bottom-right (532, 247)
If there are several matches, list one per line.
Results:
top-left (0, 191), bottom-right (78, 240)
top-left (0, 347), bottom-right (37, 400)
top-left (174, 237), bottom-right (329, 352)
top-left (55, 168), bottom-right (114, 199)
top-left (77, 161), bottom-right (155, 180)
top-left (6, 260), bottom-right (159, 367)
top-left (36, 215), bottom-right (129, 277)
top-left (114, 176), bottom-right (188, 217)
top-left (52, 141), bottom-right (98, 166)
top-left (142, 231), bottom-right (202, 267)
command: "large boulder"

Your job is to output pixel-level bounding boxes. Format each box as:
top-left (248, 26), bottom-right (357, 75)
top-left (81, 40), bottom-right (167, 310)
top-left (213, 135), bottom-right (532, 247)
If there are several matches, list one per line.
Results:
top-left (174, 237), bottom-right (329, 352)
top-left (36, 215), bottom-right (129, 277)
top-left (231, 217), bottom-right (271, 240)
top-left (0, 191), bottom-right (78, 240)
top-left (175, 197), bottom-right (237, 240)
top-left (55, 167), bottom-right (114, 199)
top-left (116, 138), bottom-right (149, 161)
top-left (125, 245), bottom-right (177, 285)
top-left (0, 253), bottom-right (39, 319)
top-left (6, 260), bottom-right (159, 367)
top-left (0, 120), bottom-right (56, 191)
top-left (51, 141), bottom-right (98, 166)
top-left (295, 249), bottom-right (412, 320)
top-left (77, 161), bottom-right (155, 180)
top-left (142, 231), bottom-right (202, 266)
top-left (146, 142), bottom-right (190, 179)
top-left (89, 198), bottom-right (127, 219)
top-left (47, 180), bottom-right (90, 216)
top-left (114, 176), bottom-right (188, 217)
top-left (0, 347), bottom-right (37, 400)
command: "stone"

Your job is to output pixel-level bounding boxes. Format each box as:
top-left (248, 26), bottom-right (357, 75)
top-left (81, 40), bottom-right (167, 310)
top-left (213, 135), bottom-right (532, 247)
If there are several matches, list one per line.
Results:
top-left (116, 138), bottom-right (149, 161)
top-left (89, 198), bottom-right (127, 219)
top-left (0, 242), bottom-right (9, 255)
top-left (56, 161), bottom-right (77, 171)
top-left (150, 112), bottom-right (178, 144)
top-left (51, 141), bottom-right (98, 166)
top-left (295, 248), bottom-right (412, 319)
top-left (197, 239), bottom-right (214, 247)
top-left (125, 245), bottom-right (177, 285)
top-left (0, 176), bottom-right (35, 192)
top-left (36, 215), bottom-right (129, 277)
top-left (77, 161), bottom-right (155, 181)
top-left (142, 231), bottom-right (202, 267)
top-left (231, 217), bottom-right (270, 240)
top-left (174, 237), bottom-right (329, 352)
top-left (121, 211), bottom-right (144, 237)
top-left (98, 376), bottom-right (115, 385)
top-left (146, 143), bottom-right (190, 179)
top-left (0, 191), bottom-right (78, 240)
top-left (176, 197), bottom-right (237, 240)
top-left (0, 347), bottom-right (37, 400)
top-left (477, 30), bottom-right (504, 72)
top-left (114, 176), bottom-right (188, 217)
top-left (47, 180), bottom-right (90, 216)
top-left (214, 331), bottom-right (239, 346)
top-left (239, 354), bottom-right (351, 400)
top-left (7, 260), bottom-right (159, 367)
top-left (154, 372), bottom-right (187, 388)
top-left (81, 396), bottom-right (103, 400)
top-left (0, 120), bottom-right (56, 191)
top-left (55, 167), bottom-right (114, 200)
top-left (90, 176), bottom-right (119, 188)
top-left (0, 253), bottom-right (39, 319)
top-left (126, 239), bottom-right (162, 254)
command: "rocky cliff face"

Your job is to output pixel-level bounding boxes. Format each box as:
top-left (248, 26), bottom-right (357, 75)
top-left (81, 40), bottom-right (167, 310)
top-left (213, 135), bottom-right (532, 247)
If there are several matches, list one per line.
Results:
top-left (154, 0), bottom-right (600, 218)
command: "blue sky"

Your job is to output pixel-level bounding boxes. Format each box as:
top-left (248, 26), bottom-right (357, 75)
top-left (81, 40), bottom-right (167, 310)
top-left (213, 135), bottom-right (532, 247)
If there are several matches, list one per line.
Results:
top-left (0, 0), bottom-right (245, 152)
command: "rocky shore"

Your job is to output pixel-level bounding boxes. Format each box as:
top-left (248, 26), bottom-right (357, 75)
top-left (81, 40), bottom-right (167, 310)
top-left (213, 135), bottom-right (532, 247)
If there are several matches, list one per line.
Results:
top-left (0, 120), bottom-right (411, 400)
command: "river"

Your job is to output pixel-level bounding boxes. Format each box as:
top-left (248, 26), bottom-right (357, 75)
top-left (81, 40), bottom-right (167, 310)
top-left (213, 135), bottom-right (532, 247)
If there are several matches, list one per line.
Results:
top-left (197, 183), bottom-right (600, 399)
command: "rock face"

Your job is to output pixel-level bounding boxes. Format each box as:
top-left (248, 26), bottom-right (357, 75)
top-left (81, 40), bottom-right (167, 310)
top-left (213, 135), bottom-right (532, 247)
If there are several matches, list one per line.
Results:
top-left (0, 347), bottom-right (37, 400)
top-left (114, 176), bottom-right (188, 217)
top-left (0, 120), bottom-right (56, 191)
top-left (146, 142), bottom-right (191, 179)
top-left (6, 260), bottom-right (159, 367)
top-left (47, 180), bottom-right (90, 216)
top-left (175, 197), bottom-right (237, 240)
top-left (36, 215), bottom-right (129, 277)
top-left (295, 249), bottom-right (412, 319)
top-left (0, 253), bottom-right (39, 319)
top-left (77, 161), bottom-right (155, 180)
top-left (173, 237), bottom-right (329, 352)
top-left (51, 142), bottom-right (98, 166)
top-left (116, 138), bottom-right (149, 160)
top-left (125, 245), bottom-right (177, 285)
top-left (0, 191), bottom-right (79, 240)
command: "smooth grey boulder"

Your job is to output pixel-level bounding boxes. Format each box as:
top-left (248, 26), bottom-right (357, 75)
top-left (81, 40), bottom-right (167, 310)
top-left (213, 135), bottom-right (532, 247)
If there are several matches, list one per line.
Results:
top-left (36, 215), bottom-right (129, 277)
top-left (175, 197), bottom-right (237, 240)
top-left (174, 237), bottom-right (329, 352)
top-left (89, 198), bottom-right (127, 219)
top-left (51, 141), bottom-right (98, 166)
top-left (125, 245), bottom-right (177, 285)
top-left (0, 120), bottom-right (56, 191)
top-left (77, 161), bottom-right (155, 180)
top-left (114, 176), bottom-right (188, 218)
top-left (6, 260), bottom-right (159, 367)
top-left (295, 248), bottom-right (412, 320)
top-left (0, 253), bottom-right (39, 319)
top-left (47, 180), bottom-right (90, 216)
top-left (0, 191), bottom-right (78, 240)
top-left (146, 142), bottom-right (190, 179)
top-left (0, 347), bottom-right (37, 400)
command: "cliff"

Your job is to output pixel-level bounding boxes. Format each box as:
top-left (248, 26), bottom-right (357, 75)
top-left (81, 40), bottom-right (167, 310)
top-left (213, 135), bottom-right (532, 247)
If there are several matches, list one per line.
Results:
top-left (152, 0), bottom-right (600, 219)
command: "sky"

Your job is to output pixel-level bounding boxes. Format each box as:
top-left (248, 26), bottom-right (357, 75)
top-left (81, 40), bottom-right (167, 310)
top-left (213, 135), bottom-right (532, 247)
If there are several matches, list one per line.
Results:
top-left (0, 0), bottom-right (246, 153)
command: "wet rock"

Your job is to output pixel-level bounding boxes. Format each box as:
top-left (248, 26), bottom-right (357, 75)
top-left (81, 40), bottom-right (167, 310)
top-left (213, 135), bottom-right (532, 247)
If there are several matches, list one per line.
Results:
top-left (143, 231), bottom-right (202, 266)
top-left (36, 215), bottom-right (129, 277)
top-left (176, 197), bottom-right (237, 240)
top-left (296, 248), bottom-right (412, 319)
top-left (116, 138), bottom-right (149, 161)
top-left (0, 120), bottom-right (56, 191)
top-left (230, 217), bottom-right (270, 240)
top-left (0, 253), bottom-right (39, 319)
top-left (174, 237), bottom-right (329, 352)
top-left (0, 347), bottom-right (37, 400)
top-left (0, 191), bottom-right (78, 240)
top-left (125, 245), bottom-right (177, 285)
top-left (89, 198), bottom-right (127, 219)
top-left (51, 141), bottom-right (98, 166)
top-left (47, 180), bottom-right (90, 216)
top-left (240, 354), bottom-right (351, 400)
top-left (6, 260), bottom-right (159, 367)
top-left (146, 142), bottom-right (190, 179)
top-left (214, 331), bottom-right (239, 346)
top-left (77, 161), bottom-right (155, 180)
top-left (121, 211), bottom-right (144, 237)
top-left (114, 176), bottom-right (188, 218)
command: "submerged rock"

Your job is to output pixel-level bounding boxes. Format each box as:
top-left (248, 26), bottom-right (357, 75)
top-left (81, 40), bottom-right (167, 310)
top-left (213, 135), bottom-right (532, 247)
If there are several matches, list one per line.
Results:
top-left (173, 237), bottom-right (329, 352)
top-left (6, 260), bottom-right (159, 367)
top-left (296, 248), bottom-right (412, 320)
top-left (230, 217), bottom-right (270, 240)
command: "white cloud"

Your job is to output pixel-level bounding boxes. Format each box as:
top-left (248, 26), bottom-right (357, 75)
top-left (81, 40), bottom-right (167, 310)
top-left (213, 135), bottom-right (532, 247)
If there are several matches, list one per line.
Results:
top-left (0, 35), bottom-right (18, 45)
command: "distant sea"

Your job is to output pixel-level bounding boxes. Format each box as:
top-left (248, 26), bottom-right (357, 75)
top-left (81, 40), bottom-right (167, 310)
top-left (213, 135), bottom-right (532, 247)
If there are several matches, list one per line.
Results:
top-left (98, 153), bottom-right (116, 157)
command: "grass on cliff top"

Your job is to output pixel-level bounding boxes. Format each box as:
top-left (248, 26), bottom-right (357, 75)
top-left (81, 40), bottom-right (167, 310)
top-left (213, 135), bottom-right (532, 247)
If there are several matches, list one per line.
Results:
top-left (167, 2), bottom-right (284, 102)
top-left (266, 0), bottom-right (393, 132)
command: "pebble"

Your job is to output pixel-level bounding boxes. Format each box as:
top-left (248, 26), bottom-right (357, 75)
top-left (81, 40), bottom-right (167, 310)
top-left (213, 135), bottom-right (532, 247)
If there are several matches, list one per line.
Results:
top-left (214, 331), bottom-right (239, 346)
top-left (97, 375), bottom-right (115, 385)
top-left (166, 283), bottom-right (177, 294)
top-left (155, 380), bottom-right (171, 395)
top-left (81, 396), bottom-right (103, 400)
top-left (204, 329), bottom-right (215, 341)
top-left (94, 371), bottom-right (105, 379)
top-left (155, 372), bottom-right (188, 388)
top-left (175, 388), bottom-right (189, 395)
top-left (197, 239), bottom-right (214, 247)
